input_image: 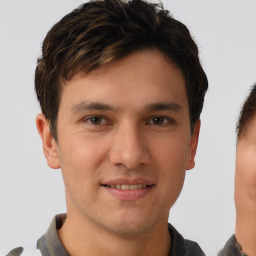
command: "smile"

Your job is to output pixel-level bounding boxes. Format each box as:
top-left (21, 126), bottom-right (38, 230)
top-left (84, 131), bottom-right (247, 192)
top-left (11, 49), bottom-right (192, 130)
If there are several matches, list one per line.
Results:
top-left (101, 182), bottom-right (154, 201)
top-left (102, 184), bottom-right (152, 190)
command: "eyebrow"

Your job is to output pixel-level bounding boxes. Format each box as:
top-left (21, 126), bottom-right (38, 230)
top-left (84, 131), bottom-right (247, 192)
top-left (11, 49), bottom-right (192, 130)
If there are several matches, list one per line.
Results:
top-left (71, 101), bottom-right (182, 113)
top-left (71, 101), bottom-right (117, 113)
top-left (146, 102), bottom-right (182, 112)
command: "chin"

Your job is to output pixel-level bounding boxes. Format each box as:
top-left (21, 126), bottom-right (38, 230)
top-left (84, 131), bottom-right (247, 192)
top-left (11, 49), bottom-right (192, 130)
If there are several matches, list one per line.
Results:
top-left (103, 214), bottom-right (159, 238)
top-left (107, 224), bottom-right (149, 238)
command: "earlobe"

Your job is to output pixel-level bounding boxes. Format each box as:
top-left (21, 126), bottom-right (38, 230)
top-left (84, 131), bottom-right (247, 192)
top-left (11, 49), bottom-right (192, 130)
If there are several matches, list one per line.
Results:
top-left (186, 119), bottom-right (201, 170)
top-left (36, 113), bottom-right (60, 169)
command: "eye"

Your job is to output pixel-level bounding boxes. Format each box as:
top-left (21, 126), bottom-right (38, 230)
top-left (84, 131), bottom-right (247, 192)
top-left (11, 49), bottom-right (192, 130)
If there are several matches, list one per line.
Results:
top-left (84, 116), bottom-right (107, 125)
top-left (147, 116), bottom-right (173, 126)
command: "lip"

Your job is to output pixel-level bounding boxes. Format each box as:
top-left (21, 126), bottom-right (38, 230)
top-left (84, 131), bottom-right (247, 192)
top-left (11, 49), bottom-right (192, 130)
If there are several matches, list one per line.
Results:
top-left (102, 178), bottom-right (154, 186)
top-left (101, 178), bottom-right (155, 201)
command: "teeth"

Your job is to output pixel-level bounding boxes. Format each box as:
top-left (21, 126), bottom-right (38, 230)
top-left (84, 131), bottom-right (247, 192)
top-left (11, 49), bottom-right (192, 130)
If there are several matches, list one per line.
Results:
top-left (129, 185), bottom-right (138, 190)
top-left (107, 184), bottom-right (149, 190)
top-left (121, 185), bottom-right (130, 190)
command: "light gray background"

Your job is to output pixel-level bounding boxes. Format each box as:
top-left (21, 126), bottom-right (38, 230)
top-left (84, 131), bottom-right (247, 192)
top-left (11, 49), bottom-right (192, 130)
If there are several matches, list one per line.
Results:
top-left (0, 1), bottom-right (255, 255)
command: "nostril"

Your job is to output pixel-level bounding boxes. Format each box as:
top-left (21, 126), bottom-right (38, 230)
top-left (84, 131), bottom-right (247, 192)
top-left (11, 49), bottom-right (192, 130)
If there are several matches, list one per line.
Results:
top-left (108, 136), bottom-right (150, 169)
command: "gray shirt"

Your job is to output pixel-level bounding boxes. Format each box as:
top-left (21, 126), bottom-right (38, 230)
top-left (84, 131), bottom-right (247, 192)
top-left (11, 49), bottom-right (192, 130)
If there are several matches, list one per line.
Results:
top-left (218, 235), bottom-right (247, 256)
top-left (7, 214), bottom-right (205, 256)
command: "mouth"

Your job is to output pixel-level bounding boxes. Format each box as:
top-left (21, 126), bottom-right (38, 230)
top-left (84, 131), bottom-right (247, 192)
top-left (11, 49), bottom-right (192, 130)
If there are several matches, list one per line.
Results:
top-left (101, 182), bottom-right (155, 201)
top-left (101, 184), bottom-right (154, 190)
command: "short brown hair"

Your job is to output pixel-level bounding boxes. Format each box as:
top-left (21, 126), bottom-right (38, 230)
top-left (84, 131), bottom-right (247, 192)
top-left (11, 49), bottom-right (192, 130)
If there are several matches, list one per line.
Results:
top-left (35, 0), bottom-right (208, 138)
top-left (236, 83), bottom-right (256, 139)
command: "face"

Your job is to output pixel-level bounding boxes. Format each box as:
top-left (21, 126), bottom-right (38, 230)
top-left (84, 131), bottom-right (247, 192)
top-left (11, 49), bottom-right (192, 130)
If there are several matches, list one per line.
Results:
top-left (37, 49), bottom-right (199, 237)
top-left (236, 115), bottom-right (256, 191)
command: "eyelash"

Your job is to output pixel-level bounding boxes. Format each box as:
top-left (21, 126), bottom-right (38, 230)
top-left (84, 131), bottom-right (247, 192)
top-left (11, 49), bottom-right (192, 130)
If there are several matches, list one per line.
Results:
top-left (146, 116), bottom-right (176, 126)
top-left (82, 115), bottom-right (175, 126)
top-left (83, 116), bottom-right (109, 125)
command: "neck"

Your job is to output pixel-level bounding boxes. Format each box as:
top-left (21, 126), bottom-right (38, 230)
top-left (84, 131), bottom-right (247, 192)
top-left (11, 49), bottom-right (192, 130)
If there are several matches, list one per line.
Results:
top-left (58, 212), bottom-right (171, 256)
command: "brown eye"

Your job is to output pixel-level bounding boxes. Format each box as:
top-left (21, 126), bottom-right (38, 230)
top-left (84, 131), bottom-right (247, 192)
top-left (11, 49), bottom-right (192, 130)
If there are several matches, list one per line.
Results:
top-left (88, 116), bottom-right (105, 125)
top-left (152, 117), bottom-right (165, 125)
top-left (147, 116), bottom-right (174, 126)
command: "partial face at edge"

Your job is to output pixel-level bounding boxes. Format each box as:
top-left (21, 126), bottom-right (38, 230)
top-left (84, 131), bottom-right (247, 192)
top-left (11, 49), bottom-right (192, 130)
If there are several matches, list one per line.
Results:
top-left (38, 49), bottom-right (200, 237)
top-left (236, 115), bottom-right (256, 190)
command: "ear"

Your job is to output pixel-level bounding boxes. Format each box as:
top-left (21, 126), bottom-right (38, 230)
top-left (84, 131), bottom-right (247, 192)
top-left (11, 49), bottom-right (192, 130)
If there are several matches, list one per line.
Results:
top-left (186, 119), bottom-right (201, 170)
top-left (36, 113), bottom-right (60, 169)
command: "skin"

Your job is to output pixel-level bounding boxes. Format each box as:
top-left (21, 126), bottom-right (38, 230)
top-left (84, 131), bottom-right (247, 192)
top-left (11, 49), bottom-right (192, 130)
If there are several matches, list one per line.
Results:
top-left (235, 115), bottom-right (256, 255)
top-left (36, 49), bottom-right (200, 256)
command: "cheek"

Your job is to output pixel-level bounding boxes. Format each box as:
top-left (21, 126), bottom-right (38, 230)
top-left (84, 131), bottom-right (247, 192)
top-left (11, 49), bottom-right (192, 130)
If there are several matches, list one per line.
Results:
top-left (58, 134), bottom-right (110, 167)
top-left (156, 136), bottom-right (189, 179)
top-left (236, 149), bottom-right (256, 175)
top-left (153, 139), bottom-right (188, 196)
top-left (57, 140), bottom-right (103, 192)
top-left (153, 136), bottom-right (190, 171)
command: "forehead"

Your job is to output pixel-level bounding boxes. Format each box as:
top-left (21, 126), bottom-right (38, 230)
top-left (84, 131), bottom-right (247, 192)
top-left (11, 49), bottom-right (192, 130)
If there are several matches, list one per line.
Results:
top-left (73, 49), bottom-right (182, 83)
top-left (59, 49), bottom-right (188, 113)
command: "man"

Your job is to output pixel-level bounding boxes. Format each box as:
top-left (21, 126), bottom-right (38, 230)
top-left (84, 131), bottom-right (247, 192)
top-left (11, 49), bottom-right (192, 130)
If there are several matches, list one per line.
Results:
top-left (219, 84), bottom-right (256, 256)
top-left (6, 0), bottom-right (208, 255)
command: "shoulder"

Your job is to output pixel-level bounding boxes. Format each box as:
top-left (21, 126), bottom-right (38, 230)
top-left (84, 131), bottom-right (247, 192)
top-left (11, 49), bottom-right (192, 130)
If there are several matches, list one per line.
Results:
top-left (218, 235), bottom-right (245, 256)
top-left (168, 223), bottom-right (205, 256)
top-left (4, 247), bottom-right (42, 256)
top-left (185, 240), bottom-right (205, 256)
top-left (2, 247), bottom-right (23, 256)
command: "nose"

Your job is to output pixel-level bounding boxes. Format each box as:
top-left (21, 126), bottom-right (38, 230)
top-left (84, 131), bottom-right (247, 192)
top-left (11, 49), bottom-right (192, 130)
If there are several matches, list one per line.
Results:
top-left (109, 124), bottom-right (150, 169)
